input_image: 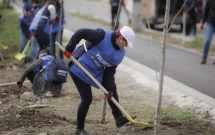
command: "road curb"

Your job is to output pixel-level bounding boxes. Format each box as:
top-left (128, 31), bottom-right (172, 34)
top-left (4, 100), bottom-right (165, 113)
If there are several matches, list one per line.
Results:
top-left (122, 56), bottom-right (215, 110)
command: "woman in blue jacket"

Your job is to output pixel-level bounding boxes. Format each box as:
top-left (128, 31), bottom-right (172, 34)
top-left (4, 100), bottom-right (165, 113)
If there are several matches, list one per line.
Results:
top-left (64, 26), bottom-right (136, 135)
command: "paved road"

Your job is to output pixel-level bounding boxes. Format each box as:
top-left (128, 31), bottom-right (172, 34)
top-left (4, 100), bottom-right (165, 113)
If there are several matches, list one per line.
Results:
top-left (15, 0), bottom-right (215, 98)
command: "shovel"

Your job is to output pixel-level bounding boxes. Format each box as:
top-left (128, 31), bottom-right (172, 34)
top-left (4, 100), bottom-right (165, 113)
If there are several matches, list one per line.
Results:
top-left (0, 80), bottom-right (30, 87)
top-left (55, 42), bottom-right (153, 128)
top-left (15, 40), bottom-right (31, 60)
top-left (0, 43), bottom-right (8, 50)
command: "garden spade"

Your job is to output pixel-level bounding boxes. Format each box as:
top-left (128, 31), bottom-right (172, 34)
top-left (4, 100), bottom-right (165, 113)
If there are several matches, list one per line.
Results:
top-left (15, 40), bottom-right (31, 60)
top-left (55, 41), bottom-right (154, 128)
top-left (0, 43), bottom-right (8, 50)
top-left (0, 80), bottom-right (30, 87)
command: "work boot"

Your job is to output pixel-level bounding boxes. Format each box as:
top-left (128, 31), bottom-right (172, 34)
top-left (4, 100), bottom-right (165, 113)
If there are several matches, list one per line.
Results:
top-left (201, 58), bottom-right (207, 64)
top-left (75, 129), bottom-right (91, 135)
top-left (115, 115), bottom-right (136, 128)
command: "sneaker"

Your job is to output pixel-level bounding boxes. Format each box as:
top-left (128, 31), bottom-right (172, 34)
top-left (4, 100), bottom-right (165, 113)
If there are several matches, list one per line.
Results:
top-left (75, 129), bottom-right (92, 135)
top-left (46, 91), bottom-right (53, 97)
top-left (115, 115), bottom-right (136, 128)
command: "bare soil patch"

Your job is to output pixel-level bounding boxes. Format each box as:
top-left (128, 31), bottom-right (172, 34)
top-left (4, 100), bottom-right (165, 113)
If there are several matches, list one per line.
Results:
top-left (0, 62), bottom-right (215, 135)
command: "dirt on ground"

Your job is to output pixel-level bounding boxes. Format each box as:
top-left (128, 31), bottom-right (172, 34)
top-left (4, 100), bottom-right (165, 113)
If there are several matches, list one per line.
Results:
top-left (0, 51), bottom-right (215, 135)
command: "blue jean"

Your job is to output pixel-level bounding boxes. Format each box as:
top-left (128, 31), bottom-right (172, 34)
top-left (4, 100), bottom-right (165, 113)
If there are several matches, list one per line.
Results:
top-left (202, 23), bottom-right (215, 58)
top-left (19, 28), bottom-right (27, 53)
top-left (30, 36), bottom-right (40, 59)
top-left (50, 31), bottom-right (64, 59)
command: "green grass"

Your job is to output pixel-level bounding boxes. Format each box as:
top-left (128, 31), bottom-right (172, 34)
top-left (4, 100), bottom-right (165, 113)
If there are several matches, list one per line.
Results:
top-left (0, 4), bottom-right (19, 46)
top-left (185, 37), bottom-right (204, 49)
top-left (70, 12), bottom-right (110, 26)
top-left (0, 3), bottom-right (20, 62)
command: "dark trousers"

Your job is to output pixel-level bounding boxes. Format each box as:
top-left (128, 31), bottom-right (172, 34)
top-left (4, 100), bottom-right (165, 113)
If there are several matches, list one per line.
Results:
top-left (27, 71), bottom-right (37, 84)
top-left (111, 9), bottom-right (121, 30)
top-left (69, 71), bottom-right (122, 129)
top-left (50, 31), bottom-right (64, 59)
top-left (33, 28), bottom-right (50, 57)
top-left (186, 15), bottom-right (196, 36)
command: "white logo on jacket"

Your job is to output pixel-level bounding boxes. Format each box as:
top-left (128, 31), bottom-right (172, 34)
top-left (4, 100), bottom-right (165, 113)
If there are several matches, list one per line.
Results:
top-left (96, 53), bottom-right (112, 67)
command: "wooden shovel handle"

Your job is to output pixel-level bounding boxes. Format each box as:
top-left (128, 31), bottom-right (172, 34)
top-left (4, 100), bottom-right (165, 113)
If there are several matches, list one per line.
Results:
top-left (0, 80), bottom-right (30, 87)
top-left (55, 42), bottom-right (130, 117)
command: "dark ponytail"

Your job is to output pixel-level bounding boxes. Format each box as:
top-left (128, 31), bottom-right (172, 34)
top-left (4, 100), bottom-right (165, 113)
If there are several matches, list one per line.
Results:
top-left (39, 47), bottom-right (53, 56)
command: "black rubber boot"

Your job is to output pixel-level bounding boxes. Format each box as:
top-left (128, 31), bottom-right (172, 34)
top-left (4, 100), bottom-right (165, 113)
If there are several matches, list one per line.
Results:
top-left (75, 129), bottom-right (91, 135)
top-left (115, 115), bottom-right (136, 128)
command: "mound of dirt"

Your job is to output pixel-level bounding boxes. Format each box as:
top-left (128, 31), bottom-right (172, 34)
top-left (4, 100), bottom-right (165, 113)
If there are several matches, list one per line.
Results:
top-left (0, 85), bottom-right (30, 99)
top-left (0, 108), bottom-right (70, 131)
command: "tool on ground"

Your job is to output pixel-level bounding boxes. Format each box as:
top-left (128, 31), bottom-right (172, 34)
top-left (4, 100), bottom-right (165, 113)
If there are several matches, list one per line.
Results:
top-left (15, 40), bottom-right (31, 60)
top-left (55, 41), bottom-right (154, 128)
top-left (0, 80), bottom-right (30, 87)
top-left (0, 43), bottom-right (8, 50)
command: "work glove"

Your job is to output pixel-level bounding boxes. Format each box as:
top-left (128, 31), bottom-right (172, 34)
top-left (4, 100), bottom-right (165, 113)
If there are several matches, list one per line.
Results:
top-left (200, 23), bottom-right (204, 30)
top-left (185, 8), bottom-right (189, 14)
top-left (21, 56), bottom-right (34, 64)
top-left (50, 18), bottom-right (56, 24)
top-left (28, 33), bottom-right (33, 40)
top-left (17, 80), bottom-right (22, 88)
top-left (105, 91), bottom-right (113, 100)
top-left (64, 50), bottom-right (72, 58)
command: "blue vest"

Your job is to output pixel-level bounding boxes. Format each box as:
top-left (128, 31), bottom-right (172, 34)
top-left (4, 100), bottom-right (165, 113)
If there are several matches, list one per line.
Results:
top-left (52, 9), bottom-right (65, 33)
top-left (40, 55), bottom-right (54, 81)
top-left (29, 5), bottom-right (51, 34)
top-left (70, 30), bottom-right (125, 88)
top-left (23, 0), bottom-right (32, 13)
top-left (18, 13), bottom-right (33, 26)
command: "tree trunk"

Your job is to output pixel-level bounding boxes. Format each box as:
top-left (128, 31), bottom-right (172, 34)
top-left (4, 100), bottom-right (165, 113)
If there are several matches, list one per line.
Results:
top-left (154, 0), bottom-right (171, 134)
top-left (101, 0), bottom-right (122, 124)
top-left (57, 0), bottom-right (64, 58)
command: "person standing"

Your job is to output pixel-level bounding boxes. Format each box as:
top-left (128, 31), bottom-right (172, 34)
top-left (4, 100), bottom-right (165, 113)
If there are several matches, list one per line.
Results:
top-left (50, 0), bottom-right (66, 59)
top-left (64, 26), bottom-right (136, 135)
top-left (185, 0), bottom-right (197, 36)
top-left (109, 0), bottom-right (127, 30)
top-left (29, 0), bottom-right (56, 58)
top-left (200, 0), bottom-right (215, 64)
top-left (18, 7), bottom-right (33, 53)
top-left (30, 0), bottom-right (41, 59)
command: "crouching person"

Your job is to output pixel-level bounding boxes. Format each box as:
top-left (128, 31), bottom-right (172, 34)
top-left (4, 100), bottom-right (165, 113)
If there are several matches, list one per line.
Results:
top-left (17, 47), bottom-right (62, 97)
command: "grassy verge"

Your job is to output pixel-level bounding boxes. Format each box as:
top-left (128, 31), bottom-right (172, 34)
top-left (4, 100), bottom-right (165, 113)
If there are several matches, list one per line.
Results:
top-left (0, 3), bottom-right (20, 62)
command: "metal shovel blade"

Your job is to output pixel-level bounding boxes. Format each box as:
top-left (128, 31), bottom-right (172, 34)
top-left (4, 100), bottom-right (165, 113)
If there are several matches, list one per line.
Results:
top-left (0, 44), bottom-right (8, 50)
top-left (14, 40), bottom-right (30, 60)
top-left (126, 116), bottom-right (154, 127)
top-left (14, 53), bottom-right (26, 60)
